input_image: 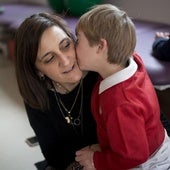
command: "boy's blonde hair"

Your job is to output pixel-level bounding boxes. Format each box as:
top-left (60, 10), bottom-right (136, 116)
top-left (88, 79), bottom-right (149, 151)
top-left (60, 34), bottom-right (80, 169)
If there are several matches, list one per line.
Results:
top-left (76, 4), bottom-right (136, 65)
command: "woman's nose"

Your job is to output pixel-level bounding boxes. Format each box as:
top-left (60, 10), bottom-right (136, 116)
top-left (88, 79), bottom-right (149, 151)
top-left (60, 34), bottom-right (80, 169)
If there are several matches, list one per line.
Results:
top-left (59, 54), bottom-right (70, 66)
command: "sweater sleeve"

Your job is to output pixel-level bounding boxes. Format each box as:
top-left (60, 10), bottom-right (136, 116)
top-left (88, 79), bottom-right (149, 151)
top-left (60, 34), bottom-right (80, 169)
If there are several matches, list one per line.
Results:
top-left (152, 38), bottom-right (170, 61)
top-left (24, 103), bottom-right (58, 165)
top-left (24, 103), bottom-right (70, 169)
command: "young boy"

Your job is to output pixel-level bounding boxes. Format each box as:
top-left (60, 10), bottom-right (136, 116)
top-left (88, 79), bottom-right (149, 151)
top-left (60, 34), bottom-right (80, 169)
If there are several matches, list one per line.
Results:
top-left (75, 4), bottom-right (170, 170)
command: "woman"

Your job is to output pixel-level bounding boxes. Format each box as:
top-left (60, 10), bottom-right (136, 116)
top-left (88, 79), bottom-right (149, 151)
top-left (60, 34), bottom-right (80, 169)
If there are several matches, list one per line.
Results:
top-left (15, 13), bottom-right (98, 170)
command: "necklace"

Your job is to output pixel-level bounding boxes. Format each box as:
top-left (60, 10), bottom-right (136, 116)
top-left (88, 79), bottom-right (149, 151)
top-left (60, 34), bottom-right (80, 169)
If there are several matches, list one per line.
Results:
top-left (54, 82), bottom-right (70, 94)
top-left (53, 79), bottom-right (83, 126)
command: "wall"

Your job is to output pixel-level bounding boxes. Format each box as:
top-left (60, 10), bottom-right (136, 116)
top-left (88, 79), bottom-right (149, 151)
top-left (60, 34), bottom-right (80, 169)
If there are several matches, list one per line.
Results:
top-left (0, 0), bottom-right (48, 5)
top-left (104, 0), bottom-right (170, 25)
top-left (1, 0), bottom-right (170, 25)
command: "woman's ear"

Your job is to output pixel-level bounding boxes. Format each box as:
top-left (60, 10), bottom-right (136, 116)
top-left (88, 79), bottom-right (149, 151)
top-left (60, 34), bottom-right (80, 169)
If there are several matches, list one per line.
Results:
top-left (97, 38), bottom-right (107, 53)
top-left (37, 71), bottom-right (45, 80)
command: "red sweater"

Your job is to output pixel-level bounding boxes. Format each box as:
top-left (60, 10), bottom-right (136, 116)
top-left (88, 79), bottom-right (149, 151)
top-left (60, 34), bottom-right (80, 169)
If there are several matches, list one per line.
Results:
top-left (92, 53), bottom-right (165, 170)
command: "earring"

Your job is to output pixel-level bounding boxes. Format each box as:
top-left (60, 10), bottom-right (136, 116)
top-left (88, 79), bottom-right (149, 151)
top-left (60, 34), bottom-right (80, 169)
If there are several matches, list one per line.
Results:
top-left (39, 74), bottom-right (45, 81)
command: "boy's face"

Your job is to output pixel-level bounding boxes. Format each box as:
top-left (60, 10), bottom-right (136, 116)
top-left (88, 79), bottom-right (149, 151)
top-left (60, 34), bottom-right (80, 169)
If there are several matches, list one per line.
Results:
top-left (76, 31), bottom-right (98, 71)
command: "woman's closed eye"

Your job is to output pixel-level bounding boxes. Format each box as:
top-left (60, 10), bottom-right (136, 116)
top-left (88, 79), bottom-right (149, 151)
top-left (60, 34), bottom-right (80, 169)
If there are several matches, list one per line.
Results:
top-left (44, 54), bottom-right (56, 64)
top-left (60, 38), bottom-right (73, 51)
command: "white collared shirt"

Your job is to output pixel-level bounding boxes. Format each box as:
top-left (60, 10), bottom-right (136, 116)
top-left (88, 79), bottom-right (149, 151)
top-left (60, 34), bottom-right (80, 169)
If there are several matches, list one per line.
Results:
top-left (99, 57), bottom-right (138, 94)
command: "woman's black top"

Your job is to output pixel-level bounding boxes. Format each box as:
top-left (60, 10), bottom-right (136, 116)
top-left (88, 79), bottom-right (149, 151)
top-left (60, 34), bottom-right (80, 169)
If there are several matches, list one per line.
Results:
top-left (25, 72), bottom-right (98, 170)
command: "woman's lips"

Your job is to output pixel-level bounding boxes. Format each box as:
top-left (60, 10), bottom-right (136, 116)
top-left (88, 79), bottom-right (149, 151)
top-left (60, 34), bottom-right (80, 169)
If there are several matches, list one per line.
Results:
top-left (63, 64), bottom-right (75, 74)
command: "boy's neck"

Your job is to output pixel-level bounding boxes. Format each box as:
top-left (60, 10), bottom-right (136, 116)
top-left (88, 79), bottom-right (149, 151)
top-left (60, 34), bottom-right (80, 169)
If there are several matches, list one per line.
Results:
top-left (99, 63), bottom-right (125, 79)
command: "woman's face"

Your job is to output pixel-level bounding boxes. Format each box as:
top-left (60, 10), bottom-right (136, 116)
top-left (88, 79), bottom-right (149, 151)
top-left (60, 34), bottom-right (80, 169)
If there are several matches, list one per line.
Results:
top-left (35, 26), bottom-right (82, 84)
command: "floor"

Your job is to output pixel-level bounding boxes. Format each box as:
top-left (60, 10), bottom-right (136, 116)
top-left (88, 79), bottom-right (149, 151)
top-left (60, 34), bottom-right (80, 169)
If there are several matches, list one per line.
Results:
top-left (0, 58), bottom-right (44, 170)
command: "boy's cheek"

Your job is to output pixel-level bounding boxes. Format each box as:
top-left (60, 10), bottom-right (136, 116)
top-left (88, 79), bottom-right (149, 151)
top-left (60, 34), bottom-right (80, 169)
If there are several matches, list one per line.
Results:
top-left (75, 46), bottom-right (79, 54)
top-left (76, 48), bottom-right (81, 58)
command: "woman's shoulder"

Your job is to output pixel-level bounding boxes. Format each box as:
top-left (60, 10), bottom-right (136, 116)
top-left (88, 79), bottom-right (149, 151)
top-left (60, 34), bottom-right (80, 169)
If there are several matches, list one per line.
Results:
top-left (82, 71), bottom-right (98, 91)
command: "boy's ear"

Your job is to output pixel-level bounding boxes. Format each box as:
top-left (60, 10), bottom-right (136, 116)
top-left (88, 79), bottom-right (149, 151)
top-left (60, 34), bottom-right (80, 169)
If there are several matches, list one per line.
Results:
top-left (97, 38), bottom-right (107, 53)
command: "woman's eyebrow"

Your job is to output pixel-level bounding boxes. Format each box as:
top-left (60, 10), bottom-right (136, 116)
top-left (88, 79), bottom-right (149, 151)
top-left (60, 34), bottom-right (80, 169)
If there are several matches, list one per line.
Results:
top-left (59, 37), bottom-right (70, 45)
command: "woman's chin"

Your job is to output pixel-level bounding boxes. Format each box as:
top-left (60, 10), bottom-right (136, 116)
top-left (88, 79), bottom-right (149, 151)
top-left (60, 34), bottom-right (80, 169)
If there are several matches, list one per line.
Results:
top-left (70, 70), bottom-right (83, 82)
top-left (74, 72), bottom-right (83, 82)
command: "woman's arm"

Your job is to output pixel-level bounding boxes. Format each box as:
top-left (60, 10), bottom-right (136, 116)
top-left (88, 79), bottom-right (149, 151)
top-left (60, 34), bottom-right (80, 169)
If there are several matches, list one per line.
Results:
top-left (24, 103), bottom-right (68, 169)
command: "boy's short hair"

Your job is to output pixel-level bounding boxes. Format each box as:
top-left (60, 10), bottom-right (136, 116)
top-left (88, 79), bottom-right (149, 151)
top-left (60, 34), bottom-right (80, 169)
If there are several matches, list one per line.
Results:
top-left (76, 4), bottom-right (136, 65)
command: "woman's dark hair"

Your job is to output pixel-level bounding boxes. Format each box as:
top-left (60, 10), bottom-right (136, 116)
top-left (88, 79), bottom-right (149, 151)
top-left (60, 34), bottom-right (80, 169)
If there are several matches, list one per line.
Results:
top-left (15, 13), bottom-right (75, 111)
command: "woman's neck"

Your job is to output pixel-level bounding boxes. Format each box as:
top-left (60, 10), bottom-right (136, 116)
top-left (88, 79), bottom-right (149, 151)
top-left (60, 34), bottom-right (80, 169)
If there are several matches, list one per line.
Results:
top-left (52, 71), bottom-right (88, 94)
top-left (53, 81), bottom-right (80, 94)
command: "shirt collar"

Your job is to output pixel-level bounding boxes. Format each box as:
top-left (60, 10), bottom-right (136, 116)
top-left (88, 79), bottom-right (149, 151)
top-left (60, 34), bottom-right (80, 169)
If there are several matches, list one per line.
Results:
top-left (99, 57), bottom-right (138, 94)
